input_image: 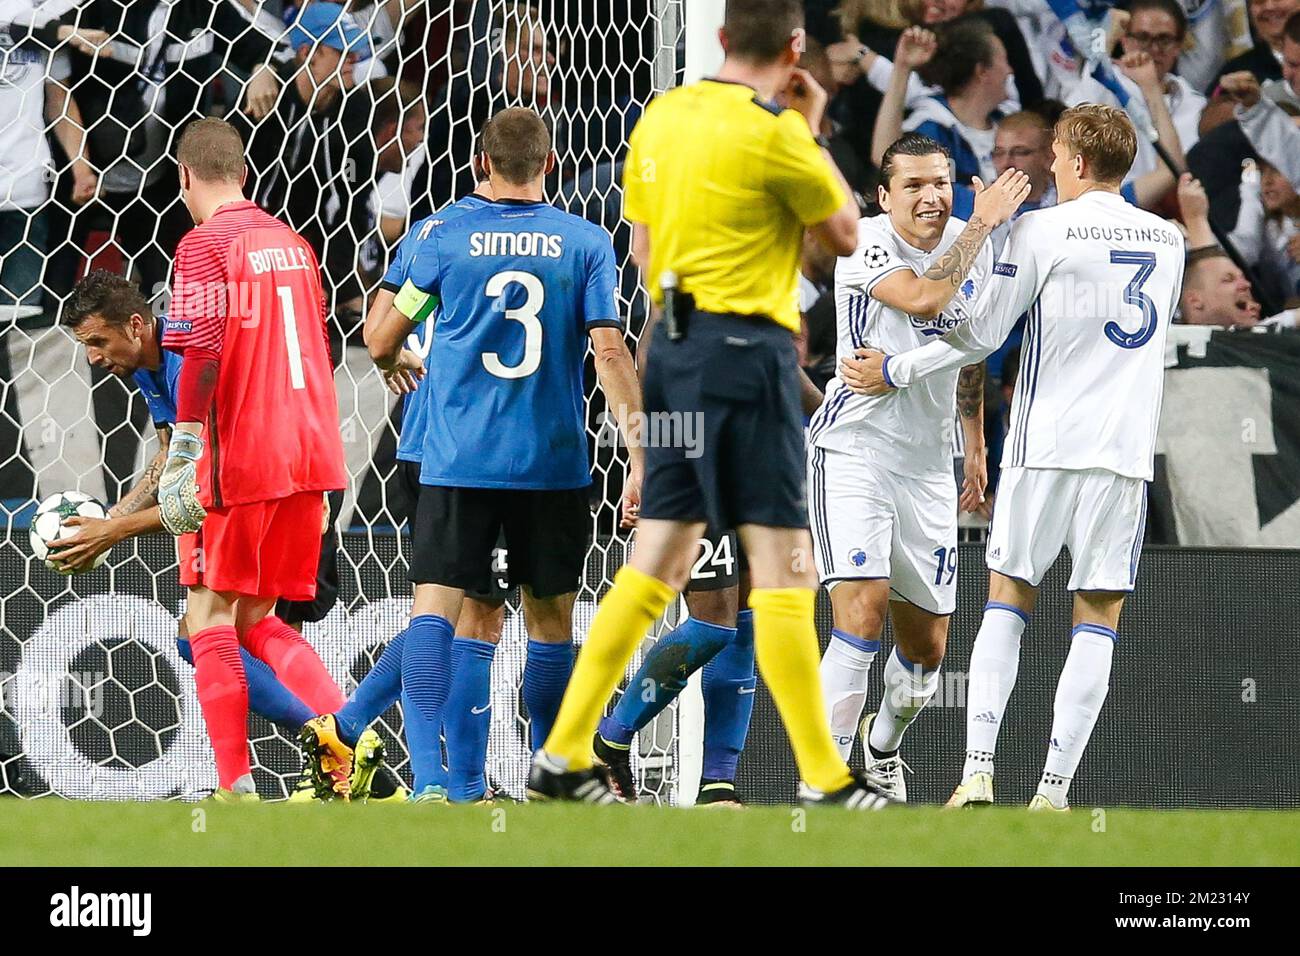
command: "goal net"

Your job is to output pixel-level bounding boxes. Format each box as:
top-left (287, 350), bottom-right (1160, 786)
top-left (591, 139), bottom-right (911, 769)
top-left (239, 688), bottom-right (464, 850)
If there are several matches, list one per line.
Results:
top-left (0, 0), bottom-right (701, 803)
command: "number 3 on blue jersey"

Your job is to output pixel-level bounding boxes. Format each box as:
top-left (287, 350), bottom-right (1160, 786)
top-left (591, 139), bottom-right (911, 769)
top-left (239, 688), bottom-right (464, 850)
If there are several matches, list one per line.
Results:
top-left (483, 270), bottom-right (543, 379)
top-left (1106, 250), bottom-right (1159, 350)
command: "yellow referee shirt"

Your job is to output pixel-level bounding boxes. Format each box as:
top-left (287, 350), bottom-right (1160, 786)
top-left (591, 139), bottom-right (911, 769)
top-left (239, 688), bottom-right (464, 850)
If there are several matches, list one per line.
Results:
top-left (622, 78), bottom-right (846, 333)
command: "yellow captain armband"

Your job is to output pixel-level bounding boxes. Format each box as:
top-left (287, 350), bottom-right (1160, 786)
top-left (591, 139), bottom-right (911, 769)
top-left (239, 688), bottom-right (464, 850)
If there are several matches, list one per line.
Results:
top-left (394, 279), bottom-right (439, 324)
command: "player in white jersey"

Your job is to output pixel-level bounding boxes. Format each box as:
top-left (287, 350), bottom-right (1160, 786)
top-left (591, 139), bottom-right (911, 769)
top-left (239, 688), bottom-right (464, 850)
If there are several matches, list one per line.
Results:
top-left (844, 105), bottom-right (1185, 810)
top-left (807, 133), bottom-right (1029, 800)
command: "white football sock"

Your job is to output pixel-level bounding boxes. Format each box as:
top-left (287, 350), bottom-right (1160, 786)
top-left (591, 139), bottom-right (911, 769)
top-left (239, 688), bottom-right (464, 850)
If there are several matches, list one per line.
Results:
top-left (1040, 625), bottom-right (1115, 805)
top-left (820, 629), bottom-right (879, 760)
top-left (870, 646), bottom-right (940, 754)
top-left (962, 603), bottom-right (1028, 781)
top-left (1036, 772), bottom-right (1071, 809)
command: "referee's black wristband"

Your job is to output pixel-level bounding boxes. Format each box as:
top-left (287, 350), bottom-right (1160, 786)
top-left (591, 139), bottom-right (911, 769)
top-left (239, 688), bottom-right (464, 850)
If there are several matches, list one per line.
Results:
top-left (814, 134), bottom-right (832, 150)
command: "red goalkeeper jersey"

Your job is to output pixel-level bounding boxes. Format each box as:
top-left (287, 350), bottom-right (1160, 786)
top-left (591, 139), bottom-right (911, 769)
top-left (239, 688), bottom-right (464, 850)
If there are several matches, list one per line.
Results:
top-left (162, 200), bottom-right (346, 507)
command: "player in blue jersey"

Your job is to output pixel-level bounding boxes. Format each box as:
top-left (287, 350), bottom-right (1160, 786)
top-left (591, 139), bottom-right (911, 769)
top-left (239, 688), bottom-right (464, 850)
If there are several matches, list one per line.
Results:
top-left (368, 107), bottom-right (644, 804)
top-left (299, 164), bottom-right (514, 804)
top-left (57, 271), bottom-right (397, 801)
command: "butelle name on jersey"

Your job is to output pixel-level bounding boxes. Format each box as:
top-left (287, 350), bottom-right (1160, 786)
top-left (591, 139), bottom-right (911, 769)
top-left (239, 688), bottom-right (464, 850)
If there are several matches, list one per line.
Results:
top-left (469, 231), bottom-right (564, 258)
top-left (245, 246), bottom-right (313, 275)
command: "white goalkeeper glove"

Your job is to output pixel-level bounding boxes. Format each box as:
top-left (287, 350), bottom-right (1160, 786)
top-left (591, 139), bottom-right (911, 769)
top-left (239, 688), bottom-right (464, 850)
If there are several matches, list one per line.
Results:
top-left (159, 428), bottom-right (207, 535)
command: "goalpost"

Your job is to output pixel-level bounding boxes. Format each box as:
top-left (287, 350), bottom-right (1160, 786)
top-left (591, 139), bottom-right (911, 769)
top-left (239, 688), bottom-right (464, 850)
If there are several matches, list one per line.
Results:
top-left (0, 0), bottom-right (741, 805)
top-left (684, 0), bottom-right (725, 83)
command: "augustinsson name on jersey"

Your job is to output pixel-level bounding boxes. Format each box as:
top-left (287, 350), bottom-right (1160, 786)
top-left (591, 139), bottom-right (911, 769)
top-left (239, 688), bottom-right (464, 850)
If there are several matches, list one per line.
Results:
top-left (1062, 224), bottom-right (1182, 246)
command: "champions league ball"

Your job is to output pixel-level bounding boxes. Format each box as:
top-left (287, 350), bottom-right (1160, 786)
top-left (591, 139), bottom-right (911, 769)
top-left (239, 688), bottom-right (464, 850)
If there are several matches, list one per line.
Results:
top-left (29, 491), bottom-right (110, 573)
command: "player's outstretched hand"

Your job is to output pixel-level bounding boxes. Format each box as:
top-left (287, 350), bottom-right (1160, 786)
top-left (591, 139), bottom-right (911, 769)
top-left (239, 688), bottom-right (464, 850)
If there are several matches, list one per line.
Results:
top-left (971, 169), bottom-right (1031, 227)
top-left (839, 347), bottom-right (893, 395)
top-left (382, 349), bottom-right (426, 395)
top-left (959, 450), bottom-right (987, 513)
top-left (46, 516), bottom-right (123, 574)
top-left (1220, 71), bottom-right (1261, 109)
top-left (158, 428), bottom-right (207, 535)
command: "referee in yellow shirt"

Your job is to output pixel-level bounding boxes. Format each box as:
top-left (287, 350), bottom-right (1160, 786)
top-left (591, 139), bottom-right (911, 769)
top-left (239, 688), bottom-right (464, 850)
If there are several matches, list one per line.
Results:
top-left (531, 0), bottom-right (890, 808)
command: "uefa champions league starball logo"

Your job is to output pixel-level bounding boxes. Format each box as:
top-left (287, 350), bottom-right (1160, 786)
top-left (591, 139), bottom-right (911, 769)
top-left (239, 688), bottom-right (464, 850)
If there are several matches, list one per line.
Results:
top-left (865, 246), bottom-right (889, 269)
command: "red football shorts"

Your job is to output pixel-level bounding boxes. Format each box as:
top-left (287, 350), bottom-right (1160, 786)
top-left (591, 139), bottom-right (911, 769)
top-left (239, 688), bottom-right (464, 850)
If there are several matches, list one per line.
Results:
top-left (178, 491), bottom-right (325, 601)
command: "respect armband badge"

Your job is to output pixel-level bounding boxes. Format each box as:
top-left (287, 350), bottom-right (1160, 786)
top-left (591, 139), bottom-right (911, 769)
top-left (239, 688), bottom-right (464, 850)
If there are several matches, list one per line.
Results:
top-left (993, 262), bottom-right (1018, 278)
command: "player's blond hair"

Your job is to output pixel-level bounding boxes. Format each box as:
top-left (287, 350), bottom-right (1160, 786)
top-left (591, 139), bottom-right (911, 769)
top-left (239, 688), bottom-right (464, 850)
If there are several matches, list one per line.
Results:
top-left (177, 118), bottom-right (247, 184)
top-left (1053, 104), bottom-right (1137, 185)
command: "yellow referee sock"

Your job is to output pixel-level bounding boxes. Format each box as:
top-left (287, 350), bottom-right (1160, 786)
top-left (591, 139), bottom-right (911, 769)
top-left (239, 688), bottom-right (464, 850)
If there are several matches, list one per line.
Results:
top-left (543, 565), bottom-right (676, 769)
top-left (749, 587), bottom-right (854, 794)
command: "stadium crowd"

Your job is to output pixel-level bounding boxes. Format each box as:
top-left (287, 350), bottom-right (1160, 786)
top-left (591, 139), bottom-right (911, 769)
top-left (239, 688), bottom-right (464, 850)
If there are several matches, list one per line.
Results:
top-left (1, 0), bottom-right (1298, 493)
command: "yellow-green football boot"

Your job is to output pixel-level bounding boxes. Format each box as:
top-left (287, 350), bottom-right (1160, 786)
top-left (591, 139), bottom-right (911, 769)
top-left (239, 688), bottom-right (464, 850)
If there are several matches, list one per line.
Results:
top-left (298, 714), bottom-right (353, 801)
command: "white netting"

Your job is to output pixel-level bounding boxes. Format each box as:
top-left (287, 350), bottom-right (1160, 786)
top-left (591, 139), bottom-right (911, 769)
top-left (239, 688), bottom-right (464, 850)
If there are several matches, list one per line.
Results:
top-left (0, 0), bottom-right (689, 803)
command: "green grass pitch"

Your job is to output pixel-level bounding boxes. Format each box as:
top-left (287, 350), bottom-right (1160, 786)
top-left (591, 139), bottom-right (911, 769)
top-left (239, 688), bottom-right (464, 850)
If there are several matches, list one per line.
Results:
top-left (2, 800), bottom-right (1297, 866)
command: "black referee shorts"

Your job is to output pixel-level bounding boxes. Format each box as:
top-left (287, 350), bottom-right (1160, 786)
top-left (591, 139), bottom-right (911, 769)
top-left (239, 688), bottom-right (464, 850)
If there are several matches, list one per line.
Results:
top-left (641, 313), bottom-right (808, 533)
top-left (408, 483), bottom-right (589, 599)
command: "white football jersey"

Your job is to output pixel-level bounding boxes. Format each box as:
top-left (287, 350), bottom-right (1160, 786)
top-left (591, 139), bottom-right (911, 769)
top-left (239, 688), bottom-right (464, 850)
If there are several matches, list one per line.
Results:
top-left (808, 213), bottom-right (993, 477)
top-left (887, 191), bottom-right (1186, 481)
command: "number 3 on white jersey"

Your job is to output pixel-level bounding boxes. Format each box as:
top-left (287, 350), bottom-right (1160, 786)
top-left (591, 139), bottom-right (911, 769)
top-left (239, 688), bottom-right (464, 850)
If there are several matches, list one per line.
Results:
top-left (482, 270), bottom-right (544, 379)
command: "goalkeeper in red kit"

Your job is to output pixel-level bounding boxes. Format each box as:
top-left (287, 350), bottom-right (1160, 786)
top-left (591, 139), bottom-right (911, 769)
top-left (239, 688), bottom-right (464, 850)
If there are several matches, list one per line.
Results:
top-left (159, 119), bottom-right (351, 801)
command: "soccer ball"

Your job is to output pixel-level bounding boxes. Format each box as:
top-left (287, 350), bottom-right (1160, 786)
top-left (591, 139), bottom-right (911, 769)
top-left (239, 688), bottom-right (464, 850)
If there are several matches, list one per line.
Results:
top-left (29, 491), bottom-right (110, 573)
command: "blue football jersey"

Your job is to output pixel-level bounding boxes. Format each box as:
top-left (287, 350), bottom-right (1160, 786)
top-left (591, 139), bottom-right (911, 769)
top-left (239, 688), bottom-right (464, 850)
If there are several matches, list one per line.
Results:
top-left (397, 199), bottom-right (621, 489)
top-left (382, 193), bottom-right (490, 463)
top-left (131, 314), bottom-right (182, 426)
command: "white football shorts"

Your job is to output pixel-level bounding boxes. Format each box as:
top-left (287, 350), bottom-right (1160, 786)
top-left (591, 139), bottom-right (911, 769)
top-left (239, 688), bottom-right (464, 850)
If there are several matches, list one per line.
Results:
top-left (986, 466), bottom-right (1148, 592)
top-left (807, 445), bottom-right (958, 615)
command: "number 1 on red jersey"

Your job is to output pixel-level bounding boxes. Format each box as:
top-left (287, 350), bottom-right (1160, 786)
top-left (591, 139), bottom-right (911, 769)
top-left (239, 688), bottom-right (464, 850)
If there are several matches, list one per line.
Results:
top-left (275, 285), bottom-right (307, 390)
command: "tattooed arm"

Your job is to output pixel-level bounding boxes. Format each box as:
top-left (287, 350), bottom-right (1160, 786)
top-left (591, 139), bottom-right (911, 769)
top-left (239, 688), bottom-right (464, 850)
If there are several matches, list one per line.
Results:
top-left (46, 426), bottom-right (170, 573)
top-left (112, 426), bottom-right (170, 518)
top-left (871, 169), bottom-right (1030, 319)
top-left (957, 364), bottom-right (987, 512)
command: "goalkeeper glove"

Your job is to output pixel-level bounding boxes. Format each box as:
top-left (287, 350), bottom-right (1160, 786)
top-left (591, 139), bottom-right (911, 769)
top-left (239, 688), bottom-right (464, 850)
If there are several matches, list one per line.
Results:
top-left (159, 428), bottom-right (207, 535)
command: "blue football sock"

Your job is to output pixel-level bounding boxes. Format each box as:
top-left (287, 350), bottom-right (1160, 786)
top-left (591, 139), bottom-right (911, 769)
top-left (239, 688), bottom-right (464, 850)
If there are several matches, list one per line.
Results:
top-left (335, 628), bottom-right (406, 746)
top-left (522, 639), bottom-right (574, 750)
top-left (176, 637), bottom-right (313, 731)
top-left (444, 636), bottom-right (496, 802)
top-left (400, 614), bottom-right (454, 793)
top-left (701, 607), bottom-right (756, 782)
top-left (597, 616), bottom-right (737, 746)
